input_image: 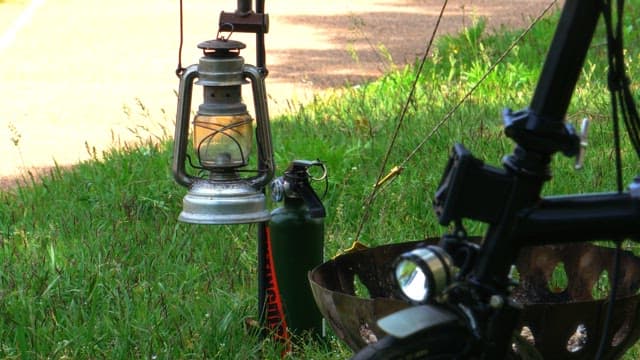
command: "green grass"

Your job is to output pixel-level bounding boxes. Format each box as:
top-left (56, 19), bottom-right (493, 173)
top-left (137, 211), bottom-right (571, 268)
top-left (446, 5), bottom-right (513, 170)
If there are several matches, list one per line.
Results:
top-left (2, 4), bottom-right (640, 358)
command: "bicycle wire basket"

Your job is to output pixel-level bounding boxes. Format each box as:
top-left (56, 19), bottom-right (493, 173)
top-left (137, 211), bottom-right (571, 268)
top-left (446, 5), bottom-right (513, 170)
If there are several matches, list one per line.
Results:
top-left (309, 239), bottom-right (640, 359)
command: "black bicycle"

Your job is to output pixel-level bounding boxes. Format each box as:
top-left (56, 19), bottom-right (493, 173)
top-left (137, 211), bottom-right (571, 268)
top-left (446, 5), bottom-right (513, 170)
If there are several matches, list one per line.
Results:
top-left (351, 0), bottom-right (640, 358)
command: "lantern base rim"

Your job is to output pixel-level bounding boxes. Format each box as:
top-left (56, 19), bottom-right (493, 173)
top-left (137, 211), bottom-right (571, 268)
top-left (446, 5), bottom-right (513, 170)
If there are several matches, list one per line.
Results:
top-left (178, 179), bottom-right (270, 225)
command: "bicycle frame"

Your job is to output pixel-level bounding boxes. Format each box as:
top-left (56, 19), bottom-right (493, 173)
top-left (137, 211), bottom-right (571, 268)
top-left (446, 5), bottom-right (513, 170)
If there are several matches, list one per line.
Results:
top-left (468, 0), bottom-right (603, 287)
top-left (374, 0), bottom-right (640, 358)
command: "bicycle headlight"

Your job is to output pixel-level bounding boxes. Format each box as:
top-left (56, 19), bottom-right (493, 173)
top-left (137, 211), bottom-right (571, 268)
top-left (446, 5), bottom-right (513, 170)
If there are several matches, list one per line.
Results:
top-left (395, 246), bottom-right (458, 304)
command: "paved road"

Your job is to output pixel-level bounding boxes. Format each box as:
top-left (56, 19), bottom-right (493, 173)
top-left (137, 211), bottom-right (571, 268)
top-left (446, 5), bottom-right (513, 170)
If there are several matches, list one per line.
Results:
top-left (0, 0), bottom-right (557, 181)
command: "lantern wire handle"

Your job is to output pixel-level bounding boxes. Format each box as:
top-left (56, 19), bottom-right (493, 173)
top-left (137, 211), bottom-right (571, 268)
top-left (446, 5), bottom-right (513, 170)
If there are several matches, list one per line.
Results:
top-left (217, 23), bottom-right (235, 41)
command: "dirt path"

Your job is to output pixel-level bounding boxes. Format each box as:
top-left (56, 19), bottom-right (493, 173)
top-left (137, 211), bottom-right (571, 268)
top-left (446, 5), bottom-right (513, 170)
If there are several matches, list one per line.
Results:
top-left (0, 0), bottom-right (560, 187)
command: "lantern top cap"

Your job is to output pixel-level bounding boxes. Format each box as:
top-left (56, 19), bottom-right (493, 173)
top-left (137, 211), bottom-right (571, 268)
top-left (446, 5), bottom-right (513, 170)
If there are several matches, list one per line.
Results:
top-left (198, 39), bottom-right (246, 56)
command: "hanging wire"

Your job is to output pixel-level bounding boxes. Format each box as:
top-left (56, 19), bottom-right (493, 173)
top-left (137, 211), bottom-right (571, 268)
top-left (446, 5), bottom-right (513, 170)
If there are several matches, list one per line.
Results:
top-left (354, 0), bottom-right (559, 241)
top-left (397, 0), bottom-right (558, 171)
top-left (596, 1), bottom-right (634, 358)
top-left (602, 0), bottom-right (640, 191)
top-left (595, 239), bottom-right (622, 360)
top-left (607, 0), bottom-right (640, 160)
top-left (604, 0), bottom-right (625, 192)
top-left (175, 0), bottom-right (185, 77)
top-left (354, 0), bottom-right (450, 242)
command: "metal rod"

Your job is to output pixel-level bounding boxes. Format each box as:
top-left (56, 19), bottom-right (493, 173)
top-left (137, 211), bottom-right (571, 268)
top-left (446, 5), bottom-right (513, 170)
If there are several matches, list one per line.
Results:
top-left (254, 0), bottom-right (269, 331)
top-left (255, 0), bottom-right (266, 71)
top-left (529, 0), bottom-right (601, 120)
top-left (256, 0), bottom-right (264, 15)
top-left (258, 222), bottom-right (267, 331)
top-left (237, 0), bottom-right (252, 15)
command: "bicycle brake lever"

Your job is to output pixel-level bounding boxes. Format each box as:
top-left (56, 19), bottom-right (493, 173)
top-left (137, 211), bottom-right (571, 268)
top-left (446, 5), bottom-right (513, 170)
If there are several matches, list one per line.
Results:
top-left (574, 118), bottom-right (589, 170)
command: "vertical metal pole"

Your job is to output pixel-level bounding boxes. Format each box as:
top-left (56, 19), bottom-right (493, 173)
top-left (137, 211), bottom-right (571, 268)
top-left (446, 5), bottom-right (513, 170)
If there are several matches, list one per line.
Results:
top-left (236, 0), bottom-right (252, 15)
top-left (252, 0), bottom-right (269, 330)
top-left (255, 0), bottom-right (267, 72)
top-left (230, 0), bottom-right (270, 332)
top-left (258, 222), bottom-right (267, 328)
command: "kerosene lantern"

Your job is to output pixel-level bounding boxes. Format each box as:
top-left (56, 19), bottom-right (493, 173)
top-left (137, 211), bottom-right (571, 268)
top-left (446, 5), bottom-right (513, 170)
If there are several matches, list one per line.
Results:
top-left (172, 36), bottom-right (274, 224)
